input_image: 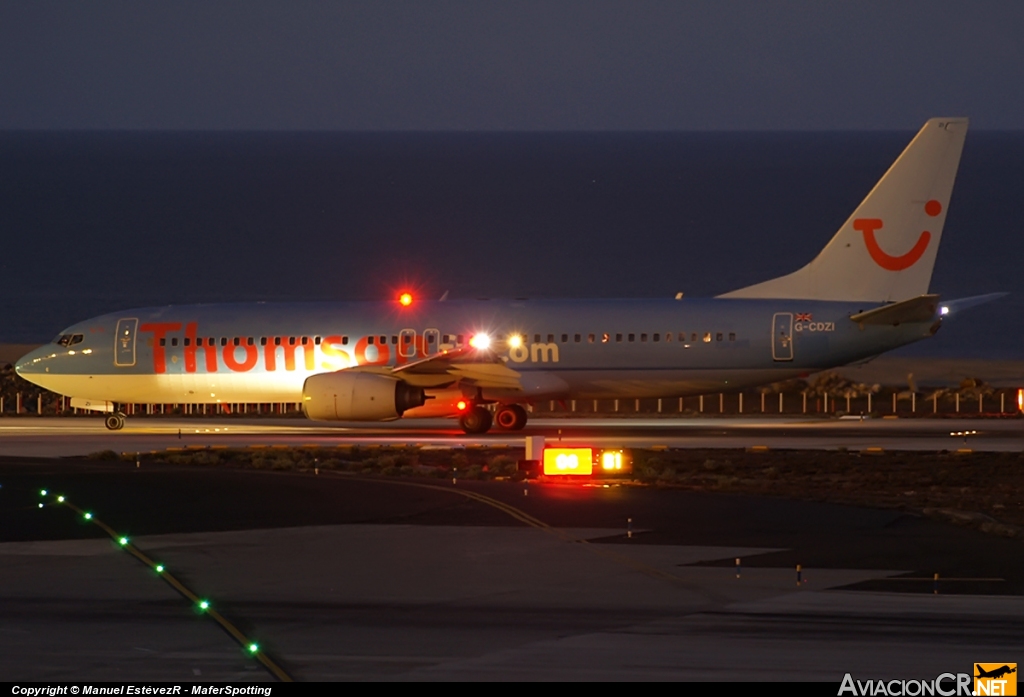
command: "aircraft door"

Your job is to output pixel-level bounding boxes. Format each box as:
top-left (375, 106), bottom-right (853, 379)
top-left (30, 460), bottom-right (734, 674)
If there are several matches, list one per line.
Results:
top-left (772, 313), bottom-right (794, 362)
top-left (399, 328), bottom-right (417, 358)
top-left (423, 328), bottom-right (440, 356)
top-left (114, 318), bottom-right (138, 367)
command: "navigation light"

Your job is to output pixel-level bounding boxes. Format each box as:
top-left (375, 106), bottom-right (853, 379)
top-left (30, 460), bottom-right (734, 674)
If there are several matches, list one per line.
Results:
top-left (508, 334), bottom-right (523, 349)
top-left (399, 293), bottom-right (413, 307)
top-left (469, 333), bottom-right (491, 350)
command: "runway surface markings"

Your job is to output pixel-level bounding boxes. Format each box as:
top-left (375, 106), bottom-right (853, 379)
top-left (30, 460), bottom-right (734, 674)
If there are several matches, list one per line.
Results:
top-left (39, 491), bottom-right (293, 683)
top-left (335, 475), bottom-right (735, 603)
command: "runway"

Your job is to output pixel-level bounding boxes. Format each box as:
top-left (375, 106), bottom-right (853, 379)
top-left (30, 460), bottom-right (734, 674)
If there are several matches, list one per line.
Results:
top-left (1, 458), bottom-right (1021, 681)
top-left (1, 415), bottom-right (1022, 457)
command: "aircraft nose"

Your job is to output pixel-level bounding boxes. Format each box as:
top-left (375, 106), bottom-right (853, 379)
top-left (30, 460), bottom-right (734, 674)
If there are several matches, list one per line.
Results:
top-left (14, 345), bottom-right (51, 376)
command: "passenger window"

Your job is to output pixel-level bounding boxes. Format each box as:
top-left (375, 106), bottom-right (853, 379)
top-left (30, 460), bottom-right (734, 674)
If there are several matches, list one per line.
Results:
top-left (247, 337), bottom-right (254, 346)
top-left (457, 334), bottom-right (465, 345)
top-left (692, 333), bottom-right (698, 342)
top-left (534, 334), bottom-right (540, 343)
top-left (391, 336), bottom-right (398, 345)
top-left (602, 333), bottom-right (609, 343)
top-left (159, 338), bottom-right (166, 347)
top-left (315, 336), bottom-right (321, 345)
top-left (368, 336), bottom-right (375, 345)
top-left (641, 333), bottom-right (647, 342)
top-left (171, 338), bottom-right (178, 347)
top-left (575, 334), bottom-right (581, 343)
top-left (653, 333), bottom-right (660, 342)
top-left (628, 334), bottom-right (635, 342)
top-left (424, 335), bottom-right (432, 344)
top-left (288, 337), bottom-right (296, 346)
top-left (380, 335), bottom-right (388, 344)
top-left (729, 332), bottom-right (736, 341)
top-left (233, 337), bottom-right (240, 346)
top-left (221, 338), bottom-right (228, 346)
top-left (588, 334), bottom-right (595, 343)
top-left (442, 335), bottom-right (450, 343)
top-left (616, 333), bottom-right (622, 342)
top-left (196, 337), bottom-right (203, 346)
top-left (561, 334), bottom-right (568, 343)
top-left (274, 337), bottom-right (281, 346)
top-left (342, 336), bottom-right (350, 345)
top-left (703, 333), bottom-right (711, 343)
top-left (547, 334), bottom-right (554, 342)
top-left (184, 338), bottom-right (191, 346)
top-left (716, 333), bottom-right (723, 341)
top-left (301, 337), bottom-right (308, 345)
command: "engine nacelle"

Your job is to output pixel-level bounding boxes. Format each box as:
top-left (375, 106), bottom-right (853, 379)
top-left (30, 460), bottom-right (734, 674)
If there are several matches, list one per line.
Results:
top-left (302, 372), bottom-right (426, 421)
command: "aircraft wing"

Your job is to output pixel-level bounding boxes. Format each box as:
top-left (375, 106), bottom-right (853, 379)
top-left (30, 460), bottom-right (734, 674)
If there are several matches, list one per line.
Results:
top-left (388, 347), bottom-right (523, 390)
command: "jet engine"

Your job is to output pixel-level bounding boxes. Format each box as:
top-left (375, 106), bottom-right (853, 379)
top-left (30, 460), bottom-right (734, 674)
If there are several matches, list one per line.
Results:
top-left (302, 372), bottom-right (426, 421)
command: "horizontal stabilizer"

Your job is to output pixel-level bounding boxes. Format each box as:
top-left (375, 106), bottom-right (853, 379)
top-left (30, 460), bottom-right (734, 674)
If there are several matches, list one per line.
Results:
top-left (849, 294), bottom-right (939, 327)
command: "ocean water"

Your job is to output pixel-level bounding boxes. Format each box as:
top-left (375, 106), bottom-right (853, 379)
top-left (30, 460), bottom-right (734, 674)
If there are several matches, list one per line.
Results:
top-left (1, 130), bottom-right (1022, 358)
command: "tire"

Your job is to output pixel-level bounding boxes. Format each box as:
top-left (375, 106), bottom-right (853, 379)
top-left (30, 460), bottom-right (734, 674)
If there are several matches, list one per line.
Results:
top-left (459, 407), bottom-right (493, 434)
top-left (104, 413), bottom-right (126, 431)
top-left (495, 404), bottom-right (528, 431)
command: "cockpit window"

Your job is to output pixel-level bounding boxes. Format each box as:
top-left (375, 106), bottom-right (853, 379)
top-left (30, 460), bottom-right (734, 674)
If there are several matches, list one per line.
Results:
top-left (53, 333), bottom-right (84, 347)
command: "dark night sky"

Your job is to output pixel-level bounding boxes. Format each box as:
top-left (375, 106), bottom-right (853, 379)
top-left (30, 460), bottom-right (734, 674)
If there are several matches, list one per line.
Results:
top-left (1, 1), bottom-right (1022, 131)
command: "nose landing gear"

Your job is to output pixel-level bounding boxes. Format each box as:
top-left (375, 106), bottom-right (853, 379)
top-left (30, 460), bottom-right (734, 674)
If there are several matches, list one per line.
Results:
top-left (104, 412), bottom-right (126, 431)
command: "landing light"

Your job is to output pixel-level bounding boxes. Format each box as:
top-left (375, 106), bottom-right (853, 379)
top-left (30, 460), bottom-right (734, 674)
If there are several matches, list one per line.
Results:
top-left (399, 293), bottom-right (413, 307)
top-left (940, 306), bottom-right (950, 316)
top-left (469, 333), bottom-right (491, 350)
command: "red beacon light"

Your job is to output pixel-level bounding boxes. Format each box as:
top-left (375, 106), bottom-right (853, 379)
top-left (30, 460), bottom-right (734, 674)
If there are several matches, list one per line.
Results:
top-left (456, 400), bottom-right (468, 411)
top-left (399, 293), bottom-right (413, 307)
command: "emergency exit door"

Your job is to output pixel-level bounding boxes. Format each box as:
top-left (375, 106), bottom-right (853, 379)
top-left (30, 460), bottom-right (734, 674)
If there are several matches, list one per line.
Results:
top-left (114, 318), bottom-right (138, 367)
top-left (772, 313), bottom-right (794, 362)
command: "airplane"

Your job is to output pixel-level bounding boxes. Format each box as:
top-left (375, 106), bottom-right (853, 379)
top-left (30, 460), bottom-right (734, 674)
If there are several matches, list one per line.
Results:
top-left (15, 117), bottom-right (1002, 434)
top-left (976, 666), bottom-right (1016, 680)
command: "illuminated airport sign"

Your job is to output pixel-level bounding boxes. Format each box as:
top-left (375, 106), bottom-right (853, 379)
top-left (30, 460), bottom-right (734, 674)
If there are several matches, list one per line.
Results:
top-left (543, 448), bottom-right (593, 476)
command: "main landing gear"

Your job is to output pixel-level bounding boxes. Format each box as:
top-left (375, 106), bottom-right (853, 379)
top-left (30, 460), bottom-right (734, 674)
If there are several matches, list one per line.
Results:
top-left (458, 404), bottom-right (528, 434)
top-left (104, 412), bottom-right (126, 431)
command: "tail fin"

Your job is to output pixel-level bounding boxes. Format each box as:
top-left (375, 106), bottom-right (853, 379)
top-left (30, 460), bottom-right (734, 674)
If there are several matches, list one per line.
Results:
top-left (720, 118), bottom-right (968, 302)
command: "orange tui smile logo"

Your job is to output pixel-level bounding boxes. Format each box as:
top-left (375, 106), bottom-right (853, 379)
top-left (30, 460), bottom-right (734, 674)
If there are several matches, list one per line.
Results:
top-left (855, 199), bottom-right (942, 271)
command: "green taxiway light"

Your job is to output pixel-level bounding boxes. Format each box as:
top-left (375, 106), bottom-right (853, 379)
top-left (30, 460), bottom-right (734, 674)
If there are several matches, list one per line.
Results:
top-left (155, 564), bottom-right (164, 573)
top-left (40, 489), bottom-right (47, 496)
top-left (198, 600), bottom-right (210, 611)
top-left (84, 513), bottom-right (93, 520)
top-left (38, 503), bottom-right (43, 508)
top-left (57, 496), bottom-right (65, 503)
top-left (118, 537), bottom-right (129, 546)
top-left (248, 643), bottom-right (259, 654)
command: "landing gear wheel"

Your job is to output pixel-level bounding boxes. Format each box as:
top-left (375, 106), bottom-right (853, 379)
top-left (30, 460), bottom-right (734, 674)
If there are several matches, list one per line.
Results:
top-left (495, 404), bottom-right (528, 431)
top-left (104, 412), bottom-right (126, 431)
top-left (459, 406), bottom-right (493, 435)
